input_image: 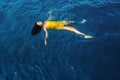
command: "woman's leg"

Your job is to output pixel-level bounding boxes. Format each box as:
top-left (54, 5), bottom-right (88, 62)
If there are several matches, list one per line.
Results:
top-left (60, 26), bottom-right (93, 39)
top-left (62, 21), bottom-right (75, 25)
top-left (62, 19), bottom-right (87, 25)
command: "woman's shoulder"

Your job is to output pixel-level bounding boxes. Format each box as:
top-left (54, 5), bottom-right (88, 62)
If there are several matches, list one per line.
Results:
top-left (45, 19), bottom-right (61, 22)
top-left (45, 20), bottom-right (57, 22)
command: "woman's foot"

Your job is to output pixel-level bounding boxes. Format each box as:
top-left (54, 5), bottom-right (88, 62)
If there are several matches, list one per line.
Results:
top-left (84, 35), bottom-right (93, 39)
top-left (80, 19), bottom-right (87, 24)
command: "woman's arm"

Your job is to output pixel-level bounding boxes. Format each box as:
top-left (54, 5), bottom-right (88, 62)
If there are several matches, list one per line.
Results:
top-left (48, 10), bottom-right (53, 20)
top-left (43, 27), bottom-right (48, 45)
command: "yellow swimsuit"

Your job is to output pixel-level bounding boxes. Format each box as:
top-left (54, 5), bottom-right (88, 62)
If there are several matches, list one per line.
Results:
top-left (44, 20), bottom-right (65, 30)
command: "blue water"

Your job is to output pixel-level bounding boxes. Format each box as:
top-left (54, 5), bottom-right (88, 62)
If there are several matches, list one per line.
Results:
top-left (0, 0), bottom-right (120, 80)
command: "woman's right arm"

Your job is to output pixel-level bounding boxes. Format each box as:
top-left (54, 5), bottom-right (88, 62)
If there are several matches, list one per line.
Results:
top-left (43, 27), bottom-right (48, 45)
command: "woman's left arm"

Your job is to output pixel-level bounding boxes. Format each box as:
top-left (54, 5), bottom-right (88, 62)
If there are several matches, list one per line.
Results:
top-left (48, 10), bottom-right (53, 20)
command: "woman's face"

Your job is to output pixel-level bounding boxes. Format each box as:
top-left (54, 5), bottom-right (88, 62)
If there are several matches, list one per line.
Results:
top-left (37, 22), bottom-right (43, 26)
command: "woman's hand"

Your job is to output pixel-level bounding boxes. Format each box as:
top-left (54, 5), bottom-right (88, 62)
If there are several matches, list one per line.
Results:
top-left (44, 40), bottom-right (47, 46)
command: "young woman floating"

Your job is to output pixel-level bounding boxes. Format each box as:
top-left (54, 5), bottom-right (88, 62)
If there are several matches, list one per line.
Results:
top-left (31, 11), bottom-right (93, 45)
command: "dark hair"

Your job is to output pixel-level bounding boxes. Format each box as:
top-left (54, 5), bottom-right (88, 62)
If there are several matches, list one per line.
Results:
top-left (31, 22), bottom-right (43, 35)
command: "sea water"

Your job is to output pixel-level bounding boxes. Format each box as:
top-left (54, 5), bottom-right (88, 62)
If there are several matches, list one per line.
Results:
top-left (0, 0), bottom-right (120, 80)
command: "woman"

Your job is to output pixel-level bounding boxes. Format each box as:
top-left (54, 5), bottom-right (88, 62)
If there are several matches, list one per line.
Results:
top-left (31, 11), bottom-right (93, 45)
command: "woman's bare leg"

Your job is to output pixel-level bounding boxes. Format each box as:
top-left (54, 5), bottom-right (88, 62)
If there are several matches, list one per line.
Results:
top-left (62, 19), bottom-right (87, 25)
top-left (60, 26), bottom-right (93, 39)
top-left (62, 21), bottom-right (75, 25)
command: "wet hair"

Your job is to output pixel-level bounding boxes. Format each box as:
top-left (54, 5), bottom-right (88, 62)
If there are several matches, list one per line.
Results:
top-left (31, 22), bottom-right (43, 35)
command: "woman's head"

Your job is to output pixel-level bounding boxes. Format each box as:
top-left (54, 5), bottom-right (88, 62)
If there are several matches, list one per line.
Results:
top-left (31, 22), bottom-right (43, 35)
